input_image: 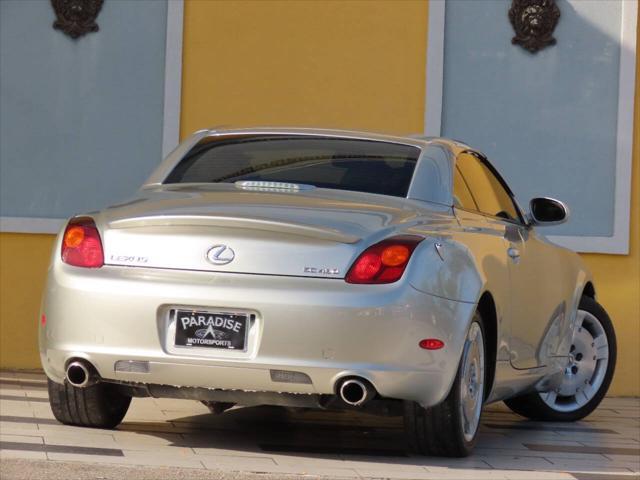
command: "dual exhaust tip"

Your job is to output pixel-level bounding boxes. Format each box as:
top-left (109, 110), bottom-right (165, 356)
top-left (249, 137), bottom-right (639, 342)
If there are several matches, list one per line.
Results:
top-left (337, 377), bottom-right (375, 407)
top-left (66, 360), bottom-right (96, 388)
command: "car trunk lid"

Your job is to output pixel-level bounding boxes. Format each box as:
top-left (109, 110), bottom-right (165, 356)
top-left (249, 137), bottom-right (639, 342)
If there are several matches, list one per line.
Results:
top-left (100, 184), bottom-right (446, 278)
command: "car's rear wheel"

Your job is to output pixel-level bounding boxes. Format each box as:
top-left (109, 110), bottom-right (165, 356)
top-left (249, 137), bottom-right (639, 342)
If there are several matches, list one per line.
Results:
top-left (505, 296), bottom-right (616, 422)
top-left (48, 379), bottom-right (131, 429)
top-left (404, 313), bottom-right (486, 457)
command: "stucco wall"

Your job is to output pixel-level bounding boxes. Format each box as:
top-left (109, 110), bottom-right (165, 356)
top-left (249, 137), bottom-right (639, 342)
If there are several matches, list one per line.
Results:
top-left (0, 0), bottom-right (637, 395)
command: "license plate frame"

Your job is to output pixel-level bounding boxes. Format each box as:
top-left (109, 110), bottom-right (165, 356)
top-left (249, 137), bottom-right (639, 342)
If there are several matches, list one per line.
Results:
top-left (173, 309), bottom-right (249, 351)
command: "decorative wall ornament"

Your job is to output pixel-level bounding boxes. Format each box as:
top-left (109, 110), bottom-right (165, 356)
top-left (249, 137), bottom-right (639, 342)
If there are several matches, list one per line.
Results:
top-left (508, 0), bottom-right (560, 53)
top-left (51, 0), bottom-right (104, 39)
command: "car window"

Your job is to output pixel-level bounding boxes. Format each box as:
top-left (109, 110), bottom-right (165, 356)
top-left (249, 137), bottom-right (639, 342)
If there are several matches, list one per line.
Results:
top-left (456, 152), bottom-right (521, 222)
top-left (165, 135), bottom-right (421, 198)
top-left (453, 166), bottom-right (478, 210)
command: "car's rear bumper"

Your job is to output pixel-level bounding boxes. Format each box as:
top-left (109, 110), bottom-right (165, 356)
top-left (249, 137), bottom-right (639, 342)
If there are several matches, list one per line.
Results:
top-left (39, 262), bottom-right (476, 408)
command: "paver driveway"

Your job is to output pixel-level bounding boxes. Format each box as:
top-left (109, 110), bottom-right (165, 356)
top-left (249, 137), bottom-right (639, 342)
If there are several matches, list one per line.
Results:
top-left (0, 370), bottom-right (638, 479)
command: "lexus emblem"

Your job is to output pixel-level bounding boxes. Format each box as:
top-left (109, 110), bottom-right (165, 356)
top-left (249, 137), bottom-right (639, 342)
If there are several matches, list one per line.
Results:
top-left (206, 245), bottom-right (235, 265)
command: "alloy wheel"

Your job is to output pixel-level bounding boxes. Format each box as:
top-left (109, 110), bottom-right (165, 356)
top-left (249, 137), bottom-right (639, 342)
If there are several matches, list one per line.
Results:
top-left (539, 309), bottom-right (609, 412)
top-left (459, 321), bottom-right (485, 442)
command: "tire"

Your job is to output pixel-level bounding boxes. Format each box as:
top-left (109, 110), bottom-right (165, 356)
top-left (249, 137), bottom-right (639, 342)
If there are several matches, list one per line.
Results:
top-left (404, 313), bottom-right (486, 457)
top-left (48, 378), bottom-right (131, 429)
top-left (505, 296), bottom-right (616, 422)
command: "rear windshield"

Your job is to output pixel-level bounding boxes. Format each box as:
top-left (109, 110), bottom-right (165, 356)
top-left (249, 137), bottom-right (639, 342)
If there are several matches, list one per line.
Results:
top-left (164, 135), bottom-right (420, 198)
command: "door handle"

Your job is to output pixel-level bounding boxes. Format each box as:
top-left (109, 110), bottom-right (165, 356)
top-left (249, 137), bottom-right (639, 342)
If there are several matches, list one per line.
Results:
top-left (507, 247), bottom-right (520, 259)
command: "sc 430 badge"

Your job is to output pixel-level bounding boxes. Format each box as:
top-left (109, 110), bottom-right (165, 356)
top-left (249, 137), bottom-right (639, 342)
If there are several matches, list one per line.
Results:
top-left (304, 267), bottom-right (340, 275)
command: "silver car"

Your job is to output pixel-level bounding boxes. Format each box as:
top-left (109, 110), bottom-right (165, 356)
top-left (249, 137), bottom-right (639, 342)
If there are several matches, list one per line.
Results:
top-left (40, 128), bottom-right (616, 457)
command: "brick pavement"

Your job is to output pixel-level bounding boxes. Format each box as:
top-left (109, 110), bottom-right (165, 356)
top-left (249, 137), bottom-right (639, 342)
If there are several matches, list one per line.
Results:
top-left (0, 370), bottom-right (638, 479)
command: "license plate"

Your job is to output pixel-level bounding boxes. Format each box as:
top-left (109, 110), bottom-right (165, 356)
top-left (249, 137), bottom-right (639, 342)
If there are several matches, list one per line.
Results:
top-left (174, 310), bottom-right (248, 350)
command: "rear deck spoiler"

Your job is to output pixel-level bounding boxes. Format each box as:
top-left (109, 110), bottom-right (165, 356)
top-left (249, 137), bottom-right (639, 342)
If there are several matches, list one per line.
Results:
top-left (108, 215), bottom-right (362, 244)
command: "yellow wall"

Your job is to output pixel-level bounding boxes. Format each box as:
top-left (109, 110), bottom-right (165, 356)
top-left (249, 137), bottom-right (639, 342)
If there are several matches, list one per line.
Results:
top-left (0, 234), bottom-right (55, 367)
top-left (581, 66), bottom-right (640, 394)
top-left (0, 0), bottom-right (637, 395)
top-left (180, 0), bottom-right (427, 136)
top-left (582, 16), bottom-right (640, 395)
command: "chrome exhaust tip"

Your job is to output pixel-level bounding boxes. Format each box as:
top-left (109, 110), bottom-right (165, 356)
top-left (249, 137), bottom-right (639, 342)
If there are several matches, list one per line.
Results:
top-left (338, 378), bottom-right (375, 407)
top-left (66, 361), bottom-right (94, 388)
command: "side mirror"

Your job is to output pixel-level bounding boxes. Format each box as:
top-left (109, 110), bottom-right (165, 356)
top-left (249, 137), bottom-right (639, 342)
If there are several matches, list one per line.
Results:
top-left (529, 197), bottom-right (569, 226)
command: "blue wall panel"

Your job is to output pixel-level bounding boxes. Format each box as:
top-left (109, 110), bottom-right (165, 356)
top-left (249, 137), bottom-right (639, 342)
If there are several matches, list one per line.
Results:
top-left (441, 0), bottom-right (622, 236)
top-left (0, 0), bottom-right (167, 219)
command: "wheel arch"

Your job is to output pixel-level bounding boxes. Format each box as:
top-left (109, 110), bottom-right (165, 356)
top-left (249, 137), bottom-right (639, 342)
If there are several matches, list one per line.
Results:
top-left (582, 281), bottom-right (596, 300)
top-left (477, 291), bottom-right (497, 401)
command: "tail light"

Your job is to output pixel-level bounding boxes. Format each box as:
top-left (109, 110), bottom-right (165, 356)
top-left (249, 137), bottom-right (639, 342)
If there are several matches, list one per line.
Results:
top-left (345, 235), bottom-right (423, 284)
top-left (61, 217), bottom-right (104, 268)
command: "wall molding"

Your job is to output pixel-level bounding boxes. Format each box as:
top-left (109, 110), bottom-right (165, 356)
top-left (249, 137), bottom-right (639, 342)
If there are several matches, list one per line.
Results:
top-left (425, 0), bottom-right (637, 254)
top-left (162, 0), bottom-right (184, 159)
top-left (1, 0), bottom-right (184, 235)
top-left (424, 0), bottom-right (445, 137)
top-left (0, 217), bottom-right (65, 235)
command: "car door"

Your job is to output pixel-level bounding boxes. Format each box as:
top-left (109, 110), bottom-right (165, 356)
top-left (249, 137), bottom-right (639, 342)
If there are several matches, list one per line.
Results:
top-left (452, 158), bottom-right (513, 362)
top-left (456, 151), bottom-right (569, 369)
